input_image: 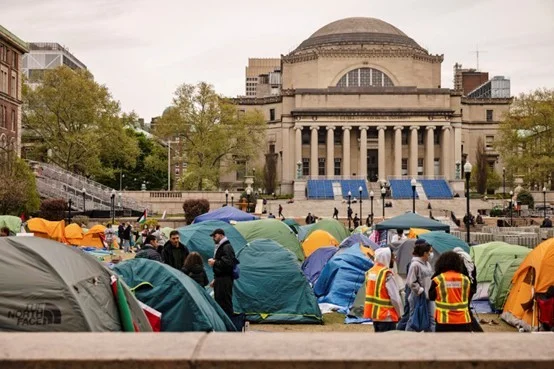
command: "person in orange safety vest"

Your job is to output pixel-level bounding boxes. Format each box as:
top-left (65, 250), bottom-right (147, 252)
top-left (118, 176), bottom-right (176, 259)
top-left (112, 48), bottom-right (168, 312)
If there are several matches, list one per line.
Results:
top-left (429, 251), bottom-right (472, 332)
top-left (364, 247), bottom-right (402, 332)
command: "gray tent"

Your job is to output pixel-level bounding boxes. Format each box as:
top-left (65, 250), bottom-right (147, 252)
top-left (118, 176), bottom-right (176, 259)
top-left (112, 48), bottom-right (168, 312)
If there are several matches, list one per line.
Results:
top-left (0, 237), bottom-right (152, 332)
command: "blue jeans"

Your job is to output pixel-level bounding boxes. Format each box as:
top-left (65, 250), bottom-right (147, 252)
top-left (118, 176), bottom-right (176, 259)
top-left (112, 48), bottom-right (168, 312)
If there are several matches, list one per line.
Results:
top-left (405, 293), bottom-right (436, 332)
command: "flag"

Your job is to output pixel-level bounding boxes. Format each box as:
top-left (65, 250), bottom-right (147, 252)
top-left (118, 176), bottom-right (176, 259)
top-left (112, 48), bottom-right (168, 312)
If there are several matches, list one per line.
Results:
top-left (137, 209), bottom-right (147, 224)
top-left (137, 301), bottom-right (162, 332)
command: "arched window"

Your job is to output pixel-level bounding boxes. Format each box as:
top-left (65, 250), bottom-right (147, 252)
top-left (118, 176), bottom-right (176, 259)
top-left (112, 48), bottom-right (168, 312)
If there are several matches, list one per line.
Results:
top-left (336, 68), bottom-right (394, 88)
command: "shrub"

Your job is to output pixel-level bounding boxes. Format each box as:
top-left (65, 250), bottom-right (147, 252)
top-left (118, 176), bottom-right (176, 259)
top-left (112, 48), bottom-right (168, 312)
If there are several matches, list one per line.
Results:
top-left (517, 189), bottom-right (535, 209)
top-left (71, 215), bottom-right (89, 227)
top-left (40, 198), bottom-right (67, 221)
top-left (143, 218), bottom-right (159, 228)
top-left (183, 199), bottom-right (210, 225)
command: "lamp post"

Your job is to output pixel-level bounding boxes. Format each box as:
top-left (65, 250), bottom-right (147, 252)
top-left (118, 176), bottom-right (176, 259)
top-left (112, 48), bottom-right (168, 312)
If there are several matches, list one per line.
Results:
top-left (110, 189), bottom-right (116, 224)
top-left (358, 186), bottom-right (363, 221)
top-left (543, 187), bottom-right (547, 219)
top-left (411, 178), bottom-right (417, 213)
top-left (381, 186), bottom-right (386, 220)
top-left (120, 171), bottom-right (125, 192)
top-left (370, 191), bottom-right (374, 225)
top-left (509, 190), bottom-right (514, 226)
top-left (68, 198), bottom-right (72, 224)
top-left (225, 189), bottom-right (229, 206)
top-left (347, 191), bottom-right (352, 230)
top-left (231, 194), bottom-right (234, 207)
top-left (252, 168), bottom-right (256, 189)
top-left (82, 187), bottom-right (86, 214)
top-left (246, 188), bottom-right (252, 213)
top-left (118, 192), bottom-right (122, 212)
top-left (464, 161), bottom-right (472, 244)
top-left (502, 167), bottom-right (506, 200)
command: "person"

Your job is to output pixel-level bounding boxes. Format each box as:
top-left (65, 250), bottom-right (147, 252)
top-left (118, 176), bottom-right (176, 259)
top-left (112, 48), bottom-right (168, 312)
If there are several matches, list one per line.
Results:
top-left (429, 251), bottom-right (472, 332)
top-left (104, 223), bottom-right (116, 250)
top-left (364, 247), bottom-right (402, 332)
top-left (405, 240), bottom-right (435, 332)
top-left (347, 207), bottom-right (353, 221)
top-left (366, 213), bottom-right (372, 227)
top-left (118, 222), bottom-right (125, 244)
top-left (135, 235), bottom-right (162, 262)
top-left (268, 213), bottom-right (276, 219)
top-left (278, 204), bottom-right (283, 218)
top-left (391, 229), bottom-right (406, 243)
top-left (476, 213), bottom-right (484, 225)
top-left (453, 246), bottom-right (483, 332)
top-left (305, 212), bottom-right (315, 224)
top-left (161, 230), bottom-right (190, 270)
top-left (0, 227), bottom-right (10, 237)
top-left (183, 252), bottom-right (209, 287)
top-left (541, 217), bottom-right (552, 228)
top-left (353, 213), bottom-right (360, 228)
top-left (333, 207), bottom-right (339, 219)
top-left (122, 223), bottom-right (132, 253)
top-left (208, 228), bottom-right (237, 317)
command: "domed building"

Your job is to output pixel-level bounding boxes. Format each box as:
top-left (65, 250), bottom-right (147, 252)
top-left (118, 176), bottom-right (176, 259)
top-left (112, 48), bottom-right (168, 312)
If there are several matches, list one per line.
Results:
top-left (228, 17), bottom-right (511, 197)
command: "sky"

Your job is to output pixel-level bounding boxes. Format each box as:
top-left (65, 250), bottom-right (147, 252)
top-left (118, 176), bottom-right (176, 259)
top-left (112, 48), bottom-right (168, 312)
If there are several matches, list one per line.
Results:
top-left (3, 0), bottom-right (554, 120)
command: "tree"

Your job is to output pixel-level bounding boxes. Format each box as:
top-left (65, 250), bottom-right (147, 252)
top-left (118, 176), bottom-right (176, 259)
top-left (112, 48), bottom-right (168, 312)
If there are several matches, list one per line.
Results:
top-left (22, 66), bottom-right (139, 179)
top-left (183, 199), bottom-right (210, 225)
top-left (473, 137), bottom-right (488, 194)
top-left (0, 150), bottom-right (40, 216)
top-left (40, 198), bottom-right (67, 221)
top-left (264, 153), bottom-right (278, 195)
top-left (495, 89), bottom-right (554, 188)
top-left (154, 82), bottom-right (266, 190)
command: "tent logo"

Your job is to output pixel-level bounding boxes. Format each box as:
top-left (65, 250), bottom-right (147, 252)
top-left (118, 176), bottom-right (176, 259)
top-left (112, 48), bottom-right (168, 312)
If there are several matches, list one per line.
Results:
top-left (7, 303), bottom-right (62, 326)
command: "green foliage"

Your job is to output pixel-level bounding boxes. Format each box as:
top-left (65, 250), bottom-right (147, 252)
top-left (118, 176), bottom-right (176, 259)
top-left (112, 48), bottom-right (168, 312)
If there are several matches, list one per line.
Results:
top-left (182, 199), bottom-right (210, 225)
top-left (474, 137), bottom-right (488, 194)
top-left (177, 171), bottom-right (217, 191)
top-left (154, 82), bottom-right (266, 190)
top-left (263, 153), bottom-right (278, 195)
top-left (40, 198), bottom-right (67, 221)
top-left (0, 152), bottom-right (40, 216)
top-left (487, 169), bottom-right (502, 192)
top-left (490, 206), bottom-right (504, 217)
top-left (143, 218), bottom-right (159, 228)
top-left (516, 189), bottom-right (535, 209)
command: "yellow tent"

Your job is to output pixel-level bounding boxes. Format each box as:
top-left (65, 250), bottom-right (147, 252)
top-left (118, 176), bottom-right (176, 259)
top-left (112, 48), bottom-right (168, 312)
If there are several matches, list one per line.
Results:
top-left (502, 238), bottom-right (554, 331)
top-left (407, 228), bottom-right (430, 239)
top-left (27, 218), bottom-right (68, 244)
top-left (65, 223), bottom-right (84, 245)
top-left (302, 230), bottom-right (339, 257)
top-left (80, 224), bottom-right (107, 249)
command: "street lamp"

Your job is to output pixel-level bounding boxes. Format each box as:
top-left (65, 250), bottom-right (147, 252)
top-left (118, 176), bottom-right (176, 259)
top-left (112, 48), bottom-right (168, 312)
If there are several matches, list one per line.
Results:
top-left (68, 198), bottom-right (72, 224)
top-left (411, 178), bottom-right (417, 213)
top-left (347, 191), bottom-right (352, 230)
top-left (370, 190), bottom-right (374, 225)
top-left (231, 194), bottom-right (234, 207)
top-left (82, 187), bottom-right (86, 214)
top-left (464, 161), bottom-right (472, 244)
top-left (225, 189), bottom-right (229, 206)
top-left (110, 189), bottom-right (116, 224)
top-left (381, 186), bottom-right (386, 220)
top-left (246, 188), bottom-right (252, 213)
top-left (543, 187), bottom-right (547, 219)
top-left (252, 168), bottom-right (256, 189)
top-left (358, 186), bottom-right (363, 222)
top-left (502, 167), bottom-right (506, 200)
top-left (509, 190), bottom-right (514, 226)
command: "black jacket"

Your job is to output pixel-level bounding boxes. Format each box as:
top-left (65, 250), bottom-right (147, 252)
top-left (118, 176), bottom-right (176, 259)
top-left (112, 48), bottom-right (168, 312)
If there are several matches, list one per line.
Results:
top-left (123, 226), bottom-right (132, 240)
top-left (183, 264), bottom-right (209, 287)
top-left (161, 240), bottom-right (190, 270)
top-left (135, 244), bottom-right (162, 262)
top-left (213, 239), bottom-right (236, 278)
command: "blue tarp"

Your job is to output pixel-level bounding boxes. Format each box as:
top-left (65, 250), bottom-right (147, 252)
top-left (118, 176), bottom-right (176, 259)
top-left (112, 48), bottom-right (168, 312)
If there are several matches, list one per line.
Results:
top-left (194, 207), bottom-right (258, 224)
top-left (313, 244), bottom-right (373, 310)
top-left (301, 246), bottom-right (338, 285)
top-left (339, 234), bottom-right (379, 250)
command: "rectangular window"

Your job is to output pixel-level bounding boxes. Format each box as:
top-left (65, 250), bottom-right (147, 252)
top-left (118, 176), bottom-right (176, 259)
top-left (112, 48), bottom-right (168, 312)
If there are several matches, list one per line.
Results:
top-left (0, 105), bottom-right (3, 127)
top-left (301, 129), bottom-right (310, 145)
top-left (11, 73), bottom-right (16, 97)
top-left (334, 129), bottom-right (342, 145)
top-left (235, 160), bottom-right (246, 181)
top-left (401, 130), bottom-right (408, 145)
top-left (11, 110), bottom-right (15, 131)
top-left (302, 158), bottom-right (310, 176)
top-left (401, 158), bottom-right (408, 176)
top-left (434, 158), bottom-right (440, 176)
top-left (334, 158), bottom-right (341, 176)
top-left (417, 130), bottom-right (424, 145)
top-left (318, 158), bottom-right (325, 176)
top-left (434, 132), bottom-right (440, 145)
top-left (268, 144), bottom-right (275, 154)
top-left (486, 110), bottom-right (493, 122)
top-left (417, 158), bottom-right (424, 176)
top-left (269, 108), bottom-right (275, 121)
top-left (317, 128), bottom-right (326, 144)
top-left (485, 135), bottom-right (494, 150)
top-left (12, 51), bottom-right (17, 68)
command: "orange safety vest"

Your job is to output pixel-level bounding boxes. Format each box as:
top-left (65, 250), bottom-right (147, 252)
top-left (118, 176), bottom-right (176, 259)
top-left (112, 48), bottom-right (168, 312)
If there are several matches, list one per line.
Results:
top-left (432, 271), bottom-right (471, 324)
top-left (363, 264), bottom-right (399, 322)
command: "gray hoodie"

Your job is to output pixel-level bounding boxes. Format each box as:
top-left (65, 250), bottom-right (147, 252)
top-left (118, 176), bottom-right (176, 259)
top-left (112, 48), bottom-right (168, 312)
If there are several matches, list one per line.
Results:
top-left (406, 256), bottom-right (433, 298)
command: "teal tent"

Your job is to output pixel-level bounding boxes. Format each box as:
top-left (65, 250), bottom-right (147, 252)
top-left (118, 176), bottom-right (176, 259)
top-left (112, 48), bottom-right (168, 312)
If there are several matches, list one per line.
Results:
top-left (233, 239), bottom-right (322, 324)
top-left (305, 219), bottom-right (350, 242)
top-left (178, 220), bottom-right (247, 281)
top-left (418, 231), bottom-right (469, 254)
top-left (283, 219), bottom-right (300, 234)
top-left (375, 213), bottom-right (450, 232)
top-left (298, 224), bottom-right (315, 243)
top-left (114, 258), bottom-right (235, 332)
top-left (234, 219), bottom-right (304, 261)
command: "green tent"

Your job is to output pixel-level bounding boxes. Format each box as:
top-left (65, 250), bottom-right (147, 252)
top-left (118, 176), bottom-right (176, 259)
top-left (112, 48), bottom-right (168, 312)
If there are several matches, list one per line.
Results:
top-left (375, 212), bottom-right (450, 232)
top-left (470, 242), bottom-right (531, 283)
top-left (488, 258), bottom-right (524, 312)
top-left (418, 231), bottom-right (469, 254)
top-left (0, 215), bottom-right (22, 235)
top-left (233, 239), bottom-right (322, 324)
top-left (114, 258), bottom-right (235, 332)
top-left (178, 220), bottom-right (247, 281)
top-left (283, 218), bottom-right (300, 234)
top-left (161, 227), bottom-right (174, 239)
top-left (305, 219), bottom-right (350, 243)
top-left (234, 219), bottom-right (304, 261)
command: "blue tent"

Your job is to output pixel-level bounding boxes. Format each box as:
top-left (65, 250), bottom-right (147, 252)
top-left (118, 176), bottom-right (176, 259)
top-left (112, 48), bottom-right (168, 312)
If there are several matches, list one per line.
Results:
top-left (339, 234), bottom-right (379, 250)
top-left (178, 220), bottom-right (247, 281)
top-left (313, 244), bottom-right (373, 310)
top-left (194, 206), bottom-right (258, 224)
top-left (418, 231), bottom-right (469, 254)
top-left (301, 246), bottom-right (338, 285)
top-left (114, 258), bottom-right (235, 332)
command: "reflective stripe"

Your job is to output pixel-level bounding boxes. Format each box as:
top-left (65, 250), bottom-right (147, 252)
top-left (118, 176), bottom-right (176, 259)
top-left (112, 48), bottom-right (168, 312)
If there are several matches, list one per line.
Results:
top-left (435, 301), bottom-right (470, 310)
top-left (365, 296), bottom-right (393, 307)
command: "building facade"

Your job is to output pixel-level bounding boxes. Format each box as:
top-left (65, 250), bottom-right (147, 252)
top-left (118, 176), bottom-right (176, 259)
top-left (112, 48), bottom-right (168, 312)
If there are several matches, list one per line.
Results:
top-left (22, 42), bottom-right (87, 82)
top-left (244, 58), bottom-right (281, 97)
top-left (0, 25), bottom-right (28, 157)
top-left (228, 17), bottom-right (511, 193)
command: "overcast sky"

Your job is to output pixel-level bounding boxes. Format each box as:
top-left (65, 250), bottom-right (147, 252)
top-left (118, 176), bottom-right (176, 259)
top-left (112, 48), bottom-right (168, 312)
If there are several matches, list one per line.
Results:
top-left (4, 0), bottom-right (554, 120)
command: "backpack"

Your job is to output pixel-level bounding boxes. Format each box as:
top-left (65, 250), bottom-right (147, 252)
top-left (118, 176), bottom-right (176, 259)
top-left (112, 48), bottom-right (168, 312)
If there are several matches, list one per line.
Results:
top-left (410, 293), bottom-right (431, 332)
top-left (232, 263), bottom-right (240, 280)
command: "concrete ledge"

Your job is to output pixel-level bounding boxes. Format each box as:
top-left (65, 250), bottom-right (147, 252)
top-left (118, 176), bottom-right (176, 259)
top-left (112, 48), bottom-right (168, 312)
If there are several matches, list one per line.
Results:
top-left (1, 333), bottom-right (553, 369)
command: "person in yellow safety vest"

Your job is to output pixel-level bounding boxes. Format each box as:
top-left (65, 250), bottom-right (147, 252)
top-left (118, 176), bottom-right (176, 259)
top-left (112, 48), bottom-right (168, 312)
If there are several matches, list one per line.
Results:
top-left (429, 251), bottom-right (472, 332)
top-left (364, 247), bottom-right (402, 332)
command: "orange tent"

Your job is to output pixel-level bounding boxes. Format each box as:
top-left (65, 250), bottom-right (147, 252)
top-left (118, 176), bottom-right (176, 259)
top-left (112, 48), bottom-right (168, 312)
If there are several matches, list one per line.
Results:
top-left (80, 225), bottom-right (107, 248)
top-left (27, 218), bottom-right (68, 244)
top-left (501, 238), bottom-right (554, 331)
top-left (65, 223), bottom-right (84, 245)
top-left (407, 228), bottom-right (430, 239)
top-left (302, 230), bottom-right (339, 257)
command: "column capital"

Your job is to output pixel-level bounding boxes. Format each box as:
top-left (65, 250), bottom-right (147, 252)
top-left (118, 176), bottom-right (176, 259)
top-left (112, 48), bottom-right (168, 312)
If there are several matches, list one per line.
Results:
top-left (394, 125), bottom-right (404, 131)
top-left (310, 125), bottom-right (319, 131)
top-left (294, 125), bottom-right (303, 131)
top-left (326, 126), bottom-right (336, 131)
top-left (410, 125), bottom-right (420, 131)
top-left (451, 122), bottom-right (462, 129)
top-left (343, 126), bottom-right (353, 131)
top-left (377, 125), bottom-right (387, 131)
top-left (359, 126), bottom-right (369, 131)
top-left (441, 125), bottom-right (452, 131)
top-left (426, 125), bottom-right (436, 131)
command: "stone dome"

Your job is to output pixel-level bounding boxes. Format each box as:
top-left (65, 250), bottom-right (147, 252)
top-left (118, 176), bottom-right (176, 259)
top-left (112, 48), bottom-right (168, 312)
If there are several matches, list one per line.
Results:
top-left (293, 17), bottom-right (424, 53)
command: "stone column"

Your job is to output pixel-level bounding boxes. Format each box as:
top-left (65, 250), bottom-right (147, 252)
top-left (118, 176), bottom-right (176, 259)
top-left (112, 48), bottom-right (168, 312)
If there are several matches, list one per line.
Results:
top-left (310, 126), bottom-right (319, 177)
top-left (410, 126), bottom-right (419, 176)
top-left (359, 126), bottom-right (368, 180)
top-left (326, 126), bottom-right (335, 178)
top-left (452, 122), bottom-right (462, 167)
top-left (377, 126), bottom-right (387, 181)
top-left (394, 126), bottom-right (403, 177)
top-left (442, 126), bottom-right (451, 179)
top-left (294, 125), bottom-right (303, 166)
top-left (342, 126), bottom-right (352, 177)
top-left (426, 126), bottom-right (436, 176)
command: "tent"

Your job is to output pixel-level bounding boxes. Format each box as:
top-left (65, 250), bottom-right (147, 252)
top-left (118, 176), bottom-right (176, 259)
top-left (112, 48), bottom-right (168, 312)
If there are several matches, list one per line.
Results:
top-left (470, 242), bottom-right (530, 301)
top-left (298, 224), bottom-right (315, 243)
top-left (502, 238), bottom-right (554, 331)
top-left (418, 231), bottom-right (469, 254)
top-left (301, 246), bottom-right (338, 285)
top-left (26, 218), bottom-right (68, 243)
top-left (352, 225), bottom-right (372, 237)
top-left (305, 219), bottom-right (350, 243)
top-left (313, 243), bottom-right (373, 310)
top-left (0, 237), bottom-right (151, 332)
top-left (0, 215), bottom-right (22, 235)
top-left (339, 233), bottom-right (379, 251)
top-left (488, 258), bottom-right (524, 312)
top-left (408, 228), bottom-right (430, 239)
top-left (178, 220), bottom-right (247, 281)
top-left (234, 219), bottom-right (304, 261)
top-left (81, 225), bottom-right (108, 249)
top-left (65, 223), bottom-right (84, 245)
top-left (233, 239), bottom-right (322, 324)
top-left (302, 230), bottom-right (339, 258)
top-left (114, 258), bottom-right (235, 332)
top-left (283, 218), bottom-right (300, 234)
top-left (194, 206), bottom-right (258, 224)
top-left (161, 227), bottom-right (174, 239)
top-left (375, 213), bottom-right (450, 232)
